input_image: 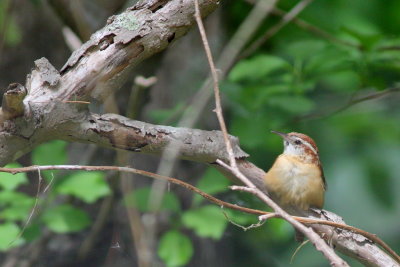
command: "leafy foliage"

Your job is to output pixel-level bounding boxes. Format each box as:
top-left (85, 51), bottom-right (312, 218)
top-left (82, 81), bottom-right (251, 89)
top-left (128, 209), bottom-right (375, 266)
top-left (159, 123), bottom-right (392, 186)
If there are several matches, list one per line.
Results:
top-left (56, 171), bottom-right (111, 203)
top-left (0, 163), bottom-right (28, 190)
top-left (192, 167), bottom-right (230, 206)
top-left (0, 223), bottom-right (24, 251)
top-left (182, 205), bottom-right (227, 239)
top-left (158, 230), bottom-right (193, 267)
top-left (42, 204), bottom-right (91, 233)
top-left (124, 186), bottom-right (181, 212)
top-left (0, 191), bottom-right (35, 221)
top-left (31, 140), bottom-right (67, 180)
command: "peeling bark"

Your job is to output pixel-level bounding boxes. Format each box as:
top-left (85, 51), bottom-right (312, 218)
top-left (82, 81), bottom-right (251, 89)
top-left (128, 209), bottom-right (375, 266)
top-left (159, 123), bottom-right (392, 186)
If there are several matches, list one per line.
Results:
top-left (61, 113), bottom-right (248, 162)
top-left (0, 0), bottom-right (220, 164)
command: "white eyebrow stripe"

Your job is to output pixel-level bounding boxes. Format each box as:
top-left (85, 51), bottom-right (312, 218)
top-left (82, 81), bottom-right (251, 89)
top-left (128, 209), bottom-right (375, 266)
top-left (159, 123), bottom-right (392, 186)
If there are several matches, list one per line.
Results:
top-left (294, 137), bottom-right (318, 155)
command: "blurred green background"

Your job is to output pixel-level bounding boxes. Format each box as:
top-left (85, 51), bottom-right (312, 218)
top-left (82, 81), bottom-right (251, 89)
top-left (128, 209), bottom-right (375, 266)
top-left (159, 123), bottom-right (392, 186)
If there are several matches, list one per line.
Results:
top-left (0, 0), bottom-right (399, 266)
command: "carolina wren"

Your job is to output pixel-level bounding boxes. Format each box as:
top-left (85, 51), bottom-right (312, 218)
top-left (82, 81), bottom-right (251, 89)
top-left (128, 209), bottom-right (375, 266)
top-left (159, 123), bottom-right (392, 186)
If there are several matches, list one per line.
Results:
top-left (264, 131), bottom-right (326, 214)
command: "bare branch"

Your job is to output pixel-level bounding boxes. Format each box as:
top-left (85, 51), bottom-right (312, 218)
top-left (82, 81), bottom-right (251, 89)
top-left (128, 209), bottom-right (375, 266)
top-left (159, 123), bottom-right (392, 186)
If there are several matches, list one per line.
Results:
top-left (0, 0), bottom-right (220, 164)
top-left (194, 0), bottom-right (236, 167)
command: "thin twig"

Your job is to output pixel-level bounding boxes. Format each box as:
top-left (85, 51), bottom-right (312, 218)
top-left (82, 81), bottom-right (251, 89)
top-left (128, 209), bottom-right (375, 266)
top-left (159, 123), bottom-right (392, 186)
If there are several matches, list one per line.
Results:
top-left (194, 0), bottom-right (236, 168)
top-left (222, 209), bottom-right (267, 231)
top-left (9, 167), bottom-right (51, 247)
top-left (194, 1), bottom-right (348, 265)
top-left (63, 100), bottom-right (90, 104)
top-left (291, 240), bottom-right (310, 264)
top-left (0, 164), bottom-right (398, 263)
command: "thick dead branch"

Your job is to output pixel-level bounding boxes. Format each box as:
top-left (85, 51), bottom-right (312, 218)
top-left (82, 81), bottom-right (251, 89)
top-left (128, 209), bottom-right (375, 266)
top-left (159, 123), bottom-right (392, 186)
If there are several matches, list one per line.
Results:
top-left (62, 113), bottom-right (248, 163)
top-left (0, 0), bottom-right (220, 164)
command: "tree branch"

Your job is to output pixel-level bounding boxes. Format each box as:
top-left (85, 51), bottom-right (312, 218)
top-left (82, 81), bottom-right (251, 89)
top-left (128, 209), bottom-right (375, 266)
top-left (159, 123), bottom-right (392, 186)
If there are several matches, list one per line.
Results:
top-left (0, 0), bottom-right (220, 165)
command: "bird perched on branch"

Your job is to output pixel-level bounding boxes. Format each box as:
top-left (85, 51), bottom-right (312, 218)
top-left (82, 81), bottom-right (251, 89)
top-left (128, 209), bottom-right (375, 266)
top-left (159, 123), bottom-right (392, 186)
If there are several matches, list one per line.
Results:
top-left (264, 131), bottom-right (326, 215)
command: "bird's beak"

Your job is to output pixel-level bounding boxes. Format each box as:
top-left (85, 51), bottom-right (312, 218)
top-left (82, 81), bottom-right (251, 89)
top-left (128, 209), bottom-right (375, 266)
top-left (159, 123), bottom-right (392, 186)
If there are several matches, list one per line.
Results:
top-left (271, 130), bottom-right (290, 141)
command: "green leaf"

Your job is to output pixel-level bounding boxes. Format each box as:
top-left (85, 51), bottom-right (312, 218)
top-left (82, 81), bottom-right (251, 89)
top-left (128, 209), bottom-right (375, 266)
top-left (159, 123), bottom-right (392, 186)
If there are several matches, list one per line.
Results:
top-left (158, 230), bottom-right (193, 267)
top-left (42, 204), bottom-right (91, 233)
top-left (124, 187), bottom-right (180, 212)
top-left (32, 140), bottom-right (67, 165)
top-left (0, 190), bottom-right (35, 223)
top-left (0, 191), bottom-right (32, 203)
top-left (0, 197), bottom-right (35, 221)
top-left (31, 140), bottom-right (67, 179)
top-left (0, 163), bottom-right (28, 190)
top-left (193, 168), bottom-right (230, 206)
top-left (229, 55), bottom-right (289, 82)
top-left (0, 223), bottom-right (24, 251)
top-left (57, 171), bottom-right (111, 203)
top-left (182, 205), bottom-right (227, 239)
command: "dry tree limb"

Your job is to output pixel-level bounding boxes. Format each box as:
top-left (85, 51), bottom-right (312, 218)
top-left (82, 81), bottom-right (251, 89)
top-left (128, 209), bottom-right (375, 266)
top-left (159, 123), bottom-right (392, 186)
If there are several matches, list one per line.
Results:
top-left (0, 0), bottom-right (221, 165)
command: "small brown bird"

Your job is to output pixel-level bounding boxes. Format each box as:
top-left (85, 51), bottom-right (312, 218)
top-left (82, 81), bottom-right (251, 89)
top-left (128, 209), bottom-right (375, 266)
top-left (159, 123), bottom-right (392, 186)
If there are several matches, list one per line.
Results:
top-left (264, 131), bottom-right (326, 214)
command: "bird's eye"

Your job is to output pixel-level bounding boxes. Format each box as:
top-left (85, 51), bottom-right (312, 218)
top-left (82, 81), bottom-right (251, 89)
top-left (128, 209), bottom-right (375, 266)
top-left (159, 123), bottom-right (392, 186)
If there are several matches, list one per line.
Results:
top-left (294, 140), bottom-right (302, 145)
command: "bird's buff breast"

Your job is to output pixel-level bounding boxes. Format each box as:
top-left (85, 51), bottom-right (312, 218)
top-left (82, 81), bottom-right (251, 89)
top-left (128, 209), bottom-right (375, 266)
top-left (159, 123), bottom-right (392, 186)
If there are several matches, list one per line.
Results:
top-left (264, 155), bottom-right (324, 210)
